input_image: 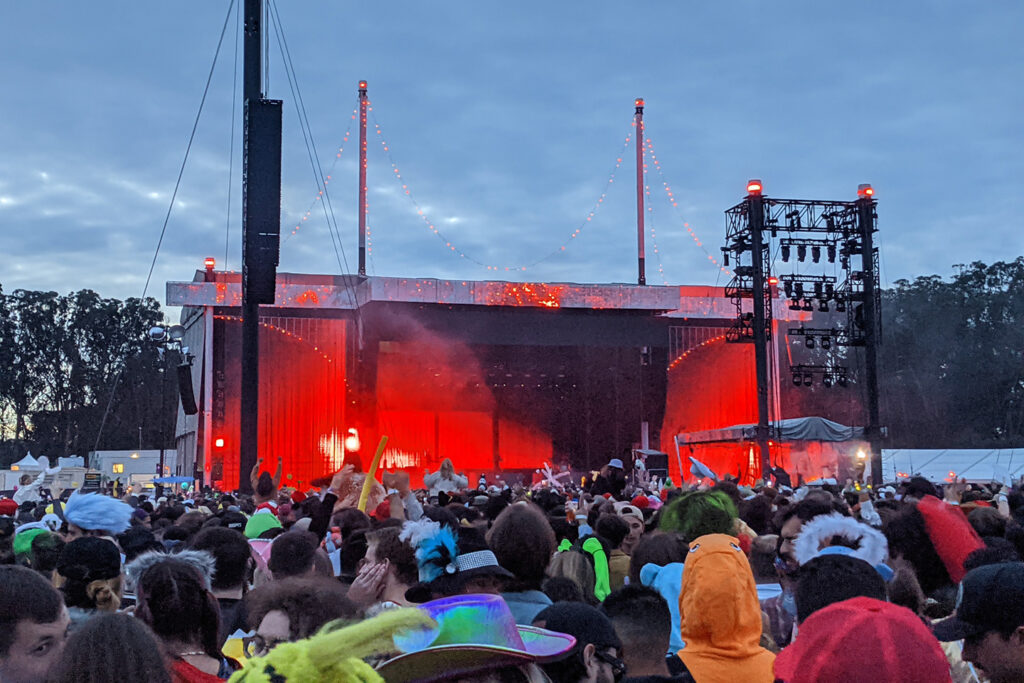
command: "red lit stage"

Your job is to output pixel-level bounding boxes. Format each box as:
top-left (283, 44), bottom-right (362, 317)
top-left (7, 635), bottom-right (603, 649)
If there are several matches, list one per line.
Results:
top-left (169, 272), bottom-right (862, 490)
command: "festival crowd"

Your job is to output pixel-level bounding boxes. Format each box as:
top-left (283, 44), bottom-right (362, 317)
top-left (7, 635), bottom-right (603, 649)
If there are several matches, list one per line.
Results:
top-left (1, 452), bottom-right (1023, 683)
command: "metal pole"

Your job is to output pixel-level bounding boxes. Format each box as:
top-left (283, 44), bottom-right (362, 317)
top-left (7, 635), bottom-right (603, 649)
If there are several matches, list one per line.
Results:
top-left (857, 188), bottom-right (882, 486)
top-left (748, 194), bottom-right (772, 478)
top-left (634, 98), bottom-right (646, 286)
top-left (239, 0), bottom-right (262, 494)
top-left (358, 80), bottom-right (368, 276)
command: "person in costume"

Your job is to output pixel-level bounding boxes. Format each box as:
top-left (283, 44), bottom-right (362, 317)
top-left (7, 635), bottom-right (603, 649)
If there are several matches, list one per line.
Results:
top-left (423, 458), bottom-right (469, 498)
top-left (676, 533), bottom-right (775, 683)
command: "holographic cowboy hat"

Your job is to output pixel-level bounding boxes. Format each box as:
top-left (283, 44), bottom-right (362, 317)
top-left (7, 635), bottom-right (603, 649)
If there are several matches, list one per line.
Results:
top-left (377, 594), bottom-right (576, 682)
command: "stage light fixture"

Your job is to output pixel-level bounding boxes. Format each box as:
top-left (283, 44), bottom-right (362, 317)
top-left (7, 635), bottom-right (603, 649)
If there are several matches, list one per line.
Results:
top-left (812, 246), bottom-right (821, 263)
top-left (838, 374), bottom-right (849, 388)
top-left (781, 244), bottom-right (791, 262)
top-left (722, 251), bottom-right (730, 266)
top-left (789, 298), bottom-right (801, 311)
top-left (795, 282), bottom-right (804, 298)
top-left (819, 300), bottom-right (830, 313)
top-left (802, 299), bottom-right (814, 312)
top-left (836, 300), bottom-right (847, 313)
top-left (823, 374), bottom-right (834, 387)
top-left (825, 283), bottom-right (835, 299)
top-left (805, 336), bottom-right (815, 349)
top-left (803, 373), bottom-right (814, 387)
top-left (821, 336), bottom-right (831, 349)
top-left (784, 281), bottom-right (794, 298)
top-left (827, 244), bottom-right (837, 262)
top-left (797, 245), bottom-right (807, 262)
top-left (768, 276), bottom-right (779, 286)
top-left (792, 373), bottom-right (801, 386)
top-left (814, 281), bottom-right (824, 299)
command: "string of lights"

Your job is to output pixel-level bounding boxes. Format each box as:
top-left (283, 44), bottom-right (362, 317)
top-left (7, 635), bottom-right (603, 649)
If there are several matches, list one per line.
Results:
top-left (370, 110), bottom-right (636, 273)
top-left (644, 132), bottom-right (731, 276)
top-left (281, 106), bottom-right (358, 243)
top-left (643, 139), bottom-right (669, 285)
top-left (668, 334), bottom-right (728, 370)
top-left (213, 314), bottom-right (340, 367)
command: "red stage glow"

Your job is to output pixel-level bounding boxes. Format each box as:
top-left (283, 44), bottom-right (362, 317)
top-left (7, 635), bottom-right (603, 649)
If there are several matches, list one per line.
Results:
top-left (487, 283), bottom-right (565, 308)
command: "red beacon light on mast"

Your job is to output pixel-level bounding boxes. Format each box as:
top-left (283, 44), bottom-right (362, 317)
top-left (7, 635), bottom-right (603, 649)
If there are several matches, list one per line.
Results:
top-left (635, 98), bottom-right (645, 108)
top-left (204, 257), bottom-right (216, 271)
top-left (746, 179), bottom-right (763, 196)
top-left (857, 183), bottom-right (874, 198)
top-left (767, 276), bottom-right (779, 285)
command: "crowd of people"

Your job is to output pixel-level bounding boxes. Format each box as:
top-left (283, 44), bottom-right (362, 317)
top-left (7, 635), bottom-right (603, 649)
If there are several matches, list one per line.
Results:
top-left (1, 453), bottom-right (1023, 682)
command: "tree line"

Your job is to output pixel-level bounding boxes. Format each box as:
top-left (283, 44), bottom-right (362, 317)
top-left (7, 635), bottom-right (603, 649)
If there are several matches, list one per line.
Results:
top-left (0, 286), bottom-right (178, 467)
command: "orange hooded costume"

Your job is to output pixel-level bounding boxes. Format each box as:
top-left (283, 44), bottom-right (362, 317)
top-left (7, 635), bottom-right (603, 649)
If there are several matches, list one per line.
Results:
top-left (677, 533), bottom-right (775, 683)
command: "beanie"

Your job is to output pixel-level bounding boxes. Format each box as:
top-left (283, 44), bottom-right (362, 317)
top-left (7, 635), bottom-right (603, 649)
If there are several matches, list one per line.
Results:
top-left (57, 537), bottom-right (122, 582)
top-left (245, 511), bottom-right (283, 539)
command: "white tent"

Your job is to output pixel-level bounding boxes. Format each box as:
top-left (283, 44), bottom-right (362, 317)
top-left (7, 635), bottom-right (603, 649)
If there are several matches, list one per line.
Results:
top-left (676, 416), bottom-right (863, 445)
top-left (881, 448), bottom-right (1024, 484)
top-left (11, 453), bottom-right (39, 470)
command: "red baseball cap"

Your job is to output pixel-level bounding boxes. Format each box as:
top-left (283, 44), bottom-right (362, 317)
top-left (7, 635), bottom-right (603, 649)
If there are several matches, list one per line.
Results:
top-left (774, 597), bottom-right (951, 683)
top-left (0, 498), bottom-right (16, 517)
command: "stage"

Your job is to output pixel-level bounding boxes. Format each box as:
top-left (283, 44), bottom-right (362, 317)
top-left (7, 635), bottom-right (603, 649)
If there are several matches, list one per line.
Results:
top-left (168, 269), bottom-right (857, 490)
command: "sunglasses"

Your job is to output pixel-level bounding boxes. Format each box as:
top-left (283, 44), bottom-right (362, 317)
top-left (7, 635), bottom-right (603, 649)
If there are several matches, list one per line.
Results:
top-left (594, 649), bottom-right (627, 682)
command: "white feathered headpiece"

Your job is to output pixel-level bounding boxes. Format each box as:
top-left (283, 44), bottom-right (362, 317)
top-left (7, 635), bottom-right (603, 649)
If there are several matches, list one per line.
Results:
top-left (794, 512), bottom-right (889, 568)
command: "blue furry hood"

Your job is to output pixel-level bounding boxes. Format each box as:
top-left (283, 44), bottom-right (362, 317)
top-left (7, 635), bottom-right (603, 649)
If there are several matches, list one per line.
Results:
top-left (64, 492), bottom-right (133, 534)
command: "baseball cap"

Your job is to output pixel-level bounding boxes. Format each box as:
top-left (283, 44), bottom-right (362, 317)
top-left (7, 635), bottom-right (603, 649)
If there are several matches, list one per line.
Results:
top-left (774, 597), bottom-right (950, 683)
top-left (933, 562), bottom-right (1024, 641)
top-left (533, 602), bottom-right (622, 653)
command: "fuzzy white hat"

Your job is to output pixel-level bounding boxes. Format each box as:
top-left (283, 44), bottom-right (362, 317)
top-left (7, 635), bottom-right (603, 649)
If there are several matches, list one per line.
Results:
top-left (794, 513), bottom-right (889, 569)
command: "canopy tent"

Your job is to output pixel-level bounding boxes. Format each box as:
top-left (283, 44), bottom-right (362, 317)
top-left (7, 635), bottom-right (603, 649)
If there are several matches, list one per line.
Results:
top-left (673, 417), bottom-right (866, 486)
top-left (153, 476), bottom-right (196, 485)
top-left (11, 453), bottom-right (40, 470)
top-left (881, 448), bottom-right (1024, 484)
top-left (675, 417), bottom-right (863, 445)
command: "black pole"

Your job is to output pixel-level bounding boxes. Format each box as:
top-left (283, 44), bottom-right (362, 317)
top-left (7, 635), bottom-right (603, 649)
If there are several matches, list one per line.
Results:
top-left (857, 190), bottom-right (882, 486)
top-left (748, 194), bottom-right (772, 478)
top-left (634, 99), bottom-right (646, 286)
top-left (358, 81), bottom-right (368, 276)
top-left (239, 0), bottom-right (263, 494)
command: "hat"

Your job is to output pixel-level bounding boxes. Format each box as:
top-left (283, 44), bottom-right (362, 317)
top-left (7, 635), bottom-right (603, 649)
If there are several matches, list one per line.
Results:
top-left (916, 495), bottom-right (984, 584)
top-left (0, 498), bottom-right (17, 517)
top-left (630, 495), bottom-right (650, 510)
top-left (57, 537), bottom-right (122, 582)
top-left (64, 492), bottom-right (133, 534)
top-left (290, 490), bottom-right (307, 505)
top-left (933, 562), bottom-right (1024, 641)
top-left (181, 499), bottom-right (195, 507)
top-left (615, 503), bottom-right (644, 524)
top-left (13, 527), bottom-right (49, 558)
top-left (534, 601), bottom-right (621, 652)
top-left (607, 458), bottom-right (624, 470)
top-left (774, 597), bottom-right (951, 683)
top-left (244, 510), bottom-right (283, 539)
top-left (403, 520), bottom-right (514, 603)
top-left (378, 594), bottom-right (576, 682)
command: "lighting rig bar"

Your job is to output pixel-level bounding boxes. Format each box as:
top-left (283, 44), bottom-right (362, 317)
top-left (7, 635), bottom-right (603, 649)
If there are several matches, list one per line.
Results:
top-left (787, 326), bottom-right (849, 350)
top-left (790, 364), bottom-right (850, 387)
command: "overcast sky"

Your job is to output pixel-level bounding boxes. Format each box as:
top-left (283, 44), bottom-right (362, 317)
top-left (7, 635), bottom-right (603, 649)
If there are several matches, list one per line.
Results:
top-left (1, 1), bottom-right (1021, 313)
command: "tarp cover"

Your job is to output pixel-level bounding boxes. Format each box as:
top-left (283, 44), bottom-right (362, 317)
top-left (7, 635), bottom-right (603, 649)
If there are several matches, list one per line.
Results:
top-left (11, 454), bottom-right (40, 469)
top-left (881, 448), bottom-right (1024, 484)
top-left (675, 417), bottom-right (863, 446)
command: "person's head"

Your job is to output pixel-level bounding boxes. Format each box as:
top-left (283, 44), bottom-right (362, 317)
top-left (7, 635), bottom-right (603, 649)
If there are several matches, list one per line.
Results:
top-left (542, 576), bottom-right (587, 604)
top-left (62, 493), bottom-right (132, 540)
top-left (256, 471), bottom-right (275, 498)
top-left (934, 562), bottom-right (1024, 683)
top-left (547, 550), bottom-right (597, 605)
top-left (776, 495), bottom-right (848, 570)
top-left (19, 474), bottom-right (32, 487)
top-left (268, 530), bottom-right (318, 580)
top-left (440, 458), bottom-right (455, 477)
top-left (365, 526), bottom-right (418, 591)
top-left (602, 585), bottom-right (672, 676)
top-left (28, 531), bottom-right (64, 581)
top-left (44, 612), bottom-right (171, 683)
top-left (595, 515), bottom-right (629, 551)
top-left (749, 534), bottom-right (780, 583)
top-left (774, 597), bottom-right (950, 683)
top-left (133, 556), bottom-right (221, 658)
top-left (615, 506), bottom-right (645, 555)
top-left (795, 554), bottom-right (887, 623)
top-left (902, 476), bottom-right (940, 502)
top-left (487, 503), bottom-right (556, 591)
top-left (534, 602), bottom-right (624, 683)
top-left (627, 531), bottom-right (684, 586)
top-left (0, 565), bottom-right (69, 683)
top-left (117, 526), bottom-right (162, 562)
top-left (658, 490), bottom-right (737, 543)
top-left (329, 507), bottom-right (372, 540)
top-left (969, 506), bottom-right (1008, 539)
top-left (190, 526), bottom-right (252, 592)
top-left (243, 577), bottom-right (356, 658)
top-left (55, 537), bottom-right (123, 612)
